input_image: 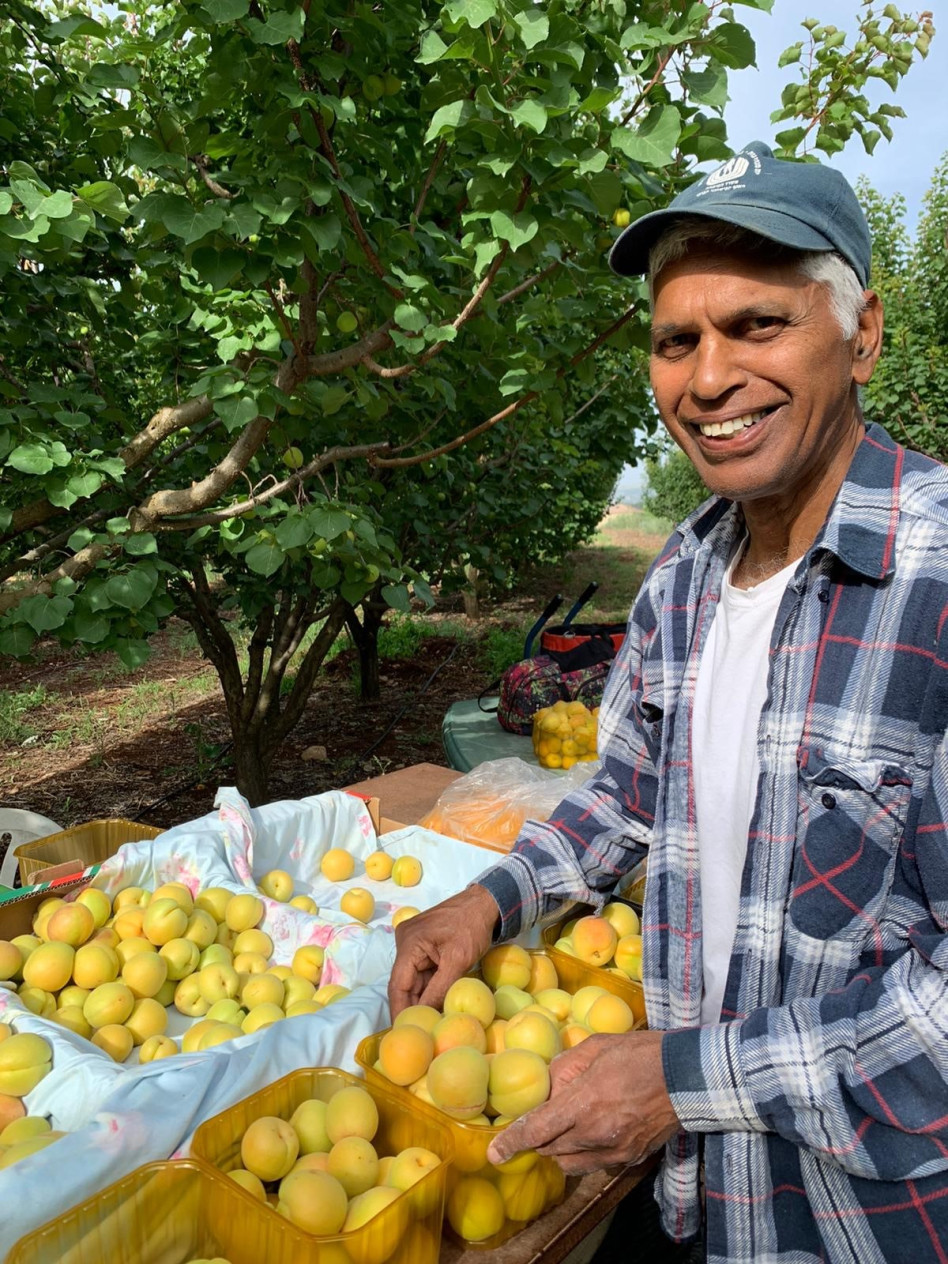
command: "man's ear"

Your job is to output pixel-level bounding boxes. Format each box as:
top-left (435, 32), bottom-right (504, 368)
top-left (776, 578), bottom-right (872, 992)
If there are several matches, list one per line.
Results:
top-left (852, 291), bottom-right (884, 385)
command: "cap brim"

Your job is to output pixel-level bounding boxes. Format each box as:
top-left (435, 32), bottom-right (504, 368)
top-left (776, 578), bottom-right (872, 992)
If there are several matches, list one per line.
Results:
top-left (609, 204), bottom-right (839, 277)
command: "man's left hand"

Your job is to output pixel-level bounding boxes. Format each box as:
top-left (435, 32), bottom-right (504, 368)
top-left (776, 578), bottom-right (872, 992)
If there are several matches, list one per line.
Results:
top-left (486, 1031), bottom-right (680, 1176)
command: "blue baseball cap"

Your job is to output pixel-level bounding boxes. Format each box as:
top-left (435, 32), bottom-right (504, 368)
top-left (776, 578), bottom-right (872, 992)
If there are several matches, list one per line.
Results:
top-left (609, 141), bottom-right (872, 288)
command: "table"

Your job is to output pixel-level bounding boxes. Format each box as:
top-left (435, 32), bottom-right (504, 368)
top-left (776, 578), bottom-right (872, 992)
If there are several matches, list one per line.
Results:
top-left (344, 761), bottom-right (461, 826)
top-left (442, 698), bottom-right (538, 773)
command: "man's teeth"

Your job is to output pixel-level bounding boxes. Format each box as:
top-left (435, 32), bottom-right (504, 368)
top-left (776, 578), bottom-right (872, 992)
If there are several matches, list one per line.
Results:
top-left (698, 410), bottom-right (767, 437)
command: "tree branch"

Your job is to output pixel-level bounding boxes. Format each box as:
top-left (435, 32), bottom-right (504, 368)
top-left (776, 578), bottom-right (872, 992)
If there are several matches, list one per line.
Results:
top-left (411, 140), bottom-right (448, 231)
top-left (497, 258), bottom-right (562, 305)
top-left (191, 154), bottom-right (234, 199)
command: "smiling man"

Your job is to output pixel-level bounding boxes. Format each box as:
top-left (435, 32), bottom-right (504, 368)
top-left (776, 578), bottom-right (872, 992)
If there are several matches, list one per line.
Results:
top-left (389, 143), bottom-right (948, 1261)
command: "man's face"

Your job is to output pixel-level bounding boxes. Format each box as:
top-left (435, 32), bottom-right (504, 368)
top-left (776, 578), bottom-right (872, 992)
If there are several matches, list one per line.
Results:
top-left (649, 249), bottom-right (878, 507)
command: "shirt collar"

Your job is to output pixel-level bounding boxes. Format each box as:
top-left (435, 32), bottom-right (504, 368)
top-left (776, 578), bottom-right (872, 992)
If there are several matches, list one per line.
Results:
top-left (675, 422), bottom-right (902, 581)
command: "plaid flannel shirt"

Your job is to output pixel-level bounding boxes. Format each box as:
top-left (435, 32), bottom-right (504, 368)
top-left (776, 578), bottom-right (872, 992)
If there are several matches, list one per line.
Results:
top-left (477, 423), bottom-right (948, 1262)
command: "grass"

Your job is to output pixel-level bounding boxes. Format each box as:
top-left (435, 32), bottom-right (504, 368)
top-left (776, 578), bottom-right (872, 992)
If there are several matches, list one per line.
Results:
top-left (0, 684), bottom-right (48, 744)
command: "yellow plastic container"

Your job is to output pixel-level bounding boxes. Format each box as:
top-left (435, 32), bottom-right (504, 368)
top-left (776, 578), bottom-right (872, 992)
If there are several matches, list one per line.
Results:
top-left (542, 923), bottom-right (647, 1027)
top-left (14, 819), bottom-right (163, 884)
top-left (191, 1067), bottom-right (453, 1264)
top-left (7, 1159), bottom-right (316, 1264)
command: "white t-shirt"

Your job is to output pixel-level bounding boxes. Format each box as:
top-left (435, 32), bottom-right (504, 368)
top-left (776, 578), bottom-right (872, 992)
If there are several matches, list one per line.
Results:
top-left (692, 549), bottom-right (797, 1024)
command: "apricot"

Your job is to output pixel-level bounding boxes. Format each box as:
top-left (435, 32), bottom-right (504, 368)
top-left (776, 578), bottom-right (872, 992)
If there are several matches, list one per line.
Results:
top-left (526, 952), bottom-right (558, 994)
top-left (17, 987), bottom-right (56, 1018)
top-left (277, 1168), bottom-right (349, 1234)
top-left (224, 893), bottom-right (264, 933)
top-left (328, 1135), bottom-right (379, 1196)
top-left (498, 1165), bottom-right (549, 1222)
top-left (314, 983), bottom-right (349, 1006)
top-left (571, 916), bottom-right (618, 967)
top-left (112, 908), bottom-right (147, 941)
top-left (613, 933), bottom-right (643, 981)
top-left (259, 869), bottom-right (294, 902)
top-left (388, 1144), bottom-right (441, 1193)
top-left (0, 1034), bottom-right (52, 1097)
top-left (0, 1095), bottom-right (26, 1134)
top-left (282, 976), bottom-right (315, 1010)
top-left (126, 997), bottom-right (168, 1045)
top-left (291, 1098), bottom-right (331, 1154)
top-left (570, 985), bottom-right (609, 1024)
top-left (365, 850), bottom-right (394, 881)
top-left (76, 887), bottom-right (112, 928)
top-left (289, 894), bottom-right (318, 914)
top-left (231, 928), bottom-right (271, 959)
top-left (320, 848), bottom-right (354, 882)
top-left (484, 1018), bottom-right (509, 1054)
top-left (92, 927), bottom-right (120, 950)
top-left (143, 899), bottom-right (188, 947)
top-left (561, 1021), bottom-right (593, 1049)
top-left (241, 973), bottom-right (284, 1010)
top-left (154, 979), bottom-right (176, 1007)
top-left (159, 937), bottom-right (200, 981)
top-left (391, 856), bottom-right (422, 887)
top-left (533, 988), bottom-right (572, 1024)
top-left (139, 1034), bottom-right (177, 1062)
top-left (341, 887), bottom-right (375, 924)
top-left (241, 1115), bottom-right (299, 1181)
top-left (0, 1132), bottom-right (63, 1168)
top-left (197, 962), bottom-right (240, 1004)
top-left (393, 1004), bottom-right (440, 1034)
top-left (181, 1020), bottom-right (221, 1053)
top-left (115, 937), bottom-right (156, 967)
top-left (84, 981), bottom-right (135, 1029)
top-left (205, 999), bottom-right (246, 1026)
top-left (443, 977), bottom-right (495, 1028)
top-left (0, 1023), bottom-right (9, 1041)
top-left (342, 1184), bottom-right (403, 1248)
top-left (432, 1012), bottom-right (487, 1056)
top-left (291, 944), bottom-right (324, 985)
top-left (199, 1023), bottom-right (243, 1049)
top-left (54, 1005), bottom-right (93, 1039)
top-left (427, 1047), bottom-right (490, 1120)
top-left (9, 936), bottom-right (39, 968)
top-left (286, 1000), bottom-right (323, 1018)
top-left (183, 910), bottom-right (217, 951)
top-left (195, 887), bottom-right (231, 922)
top-left (152, 882), bottom-right (194, 914)
top-left (553, 936), bottom-right (578, 956)
top-left (113, 887), bottom-right (148, 912)
top-left (91, 1023), bottom-right (134, 1062)
top-left (488, 1049), bottom-right (550, 1120)
top-left (603, 901), bottom-right (640, 939)
top-left (174, 975), bottom-right (210, 1018)
top-left (59, 985), bottom-right (90, 1010)
top-left (233, 951), bottom-right (268, 976)
top-left (215, 923), bottom-right (237, 949)
top-left (492, 984), bottom-right (533, 1021)
top-left (242, 1002), bottom-right (285, 1035)
top-left (586, 992), bottom-right (635, 1034)
top-left (269, 964), bottom-right (292, 982)
top-left (73, 942), bottom-right (119, 990)
top-left (504, 1011), bottom-right (562, 1063)
top-left (45, 903), bottom-right (94, 949)
top-left (326, 1085), bottom-right (378, 1144)
top-left (480, 944), bottom-right (532, 990)
top-left (447, 1175), bottom-right (506, 1242)
top-left (22, 941), bottom-right (74, 993)
top-left (379, 1024), bottom-right (434, 1086)
top-left (391, 906), bottom-right (420, 928)
top-left (227, 1167), bottom-right (266, 1201)
top-left (0, 1114), bottom-right (49, 1146)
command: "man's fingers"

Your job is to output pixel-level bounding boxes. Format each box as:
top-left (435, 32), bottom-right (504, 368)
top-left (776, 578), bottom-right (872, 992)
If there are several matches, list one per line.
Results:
top-left (487, 1096), bottom-right (576, 1165)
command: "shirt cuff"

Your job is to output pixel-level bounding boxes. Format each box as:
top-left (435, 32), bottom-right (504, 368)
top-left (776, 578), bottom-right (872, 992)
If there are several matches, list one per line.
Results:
top-left (662, 1021), bottom-right (768, 1134)
top-left (470, 852), bottom-right (544, 942)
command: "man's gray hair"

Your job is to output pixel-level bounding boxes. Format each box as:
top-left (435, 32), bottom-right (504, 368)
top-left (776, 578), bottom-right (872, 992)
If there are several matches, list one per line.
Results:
top-left (647, 218), bottom-right (868, 340)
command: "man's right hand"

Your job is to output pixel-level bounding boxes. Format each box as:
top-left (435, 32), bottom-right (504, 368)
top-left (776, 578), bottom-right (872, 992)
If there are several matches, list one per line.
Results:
top-left (388, 884), bottom-right (500, 1018)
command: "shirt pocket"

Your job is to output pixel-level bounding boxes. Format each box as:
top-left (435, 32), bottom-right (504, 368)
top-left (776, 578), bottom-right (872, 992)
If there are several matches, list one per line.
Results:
top-left (630, 686), bottom-right (664, 769)
top-left (789, 746), bottom-right (913, 942)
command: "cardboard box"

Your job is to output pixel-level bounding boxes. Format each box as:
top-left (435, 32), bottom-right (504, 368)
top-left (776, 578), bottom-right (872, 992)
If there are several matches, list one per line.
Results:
top-left (0, 860), bottom-right (99, 938)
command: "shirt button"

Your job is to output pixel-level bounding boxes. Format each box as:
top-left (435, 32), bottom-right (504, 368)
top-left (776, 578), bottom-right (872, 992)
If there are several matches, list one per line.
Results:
top-left (818, 589), bottom-right (829, 604)
top-left (821, 792), bottom-right (837, 809)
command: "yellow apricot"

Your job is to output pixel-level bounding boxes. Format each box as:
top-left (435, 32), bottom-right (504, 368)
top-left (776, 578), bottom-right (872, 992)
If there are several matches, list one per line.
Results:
top-left (320, 848), bottom-right (354, 882)
top-left (364, 850), bottom-right (394, 881)
top-left (378, 1024), bottom-right (434, 1086)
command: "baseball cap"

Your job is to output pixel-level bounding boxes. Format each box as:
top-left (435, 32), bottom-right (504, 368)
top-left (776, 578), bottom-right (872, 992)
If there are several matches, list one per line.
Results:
top-left (609, 141), bottom-right (871, 287)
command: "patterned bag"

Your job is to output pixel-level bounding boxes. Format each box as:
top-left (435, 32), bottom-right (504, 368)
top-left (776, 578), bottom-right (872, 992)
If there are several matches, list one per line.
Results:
top-left (489, 635), bottom-right (618, 735)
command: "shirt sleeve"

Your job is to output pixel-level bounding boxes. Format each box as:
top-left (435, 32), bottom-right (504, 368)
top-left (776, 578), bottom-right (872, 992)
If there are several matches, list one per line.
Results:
top-left (663, 731), bottom-right (948, 1182)
top-left (474, 569), bottom-right (665, 942)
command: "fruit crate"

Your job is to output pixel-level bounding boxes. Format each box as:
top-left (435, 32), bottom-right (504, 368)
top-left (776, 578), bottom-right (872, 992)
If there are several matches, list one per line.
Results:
top-left (6, 1159), bottom-right (316, 1264)
top-left (541, 919), bottom-right (646, 1027)
top-left (191, 1066), bottom-right (453, 1264)
top-left (14, 819), bottom-right (163, 885)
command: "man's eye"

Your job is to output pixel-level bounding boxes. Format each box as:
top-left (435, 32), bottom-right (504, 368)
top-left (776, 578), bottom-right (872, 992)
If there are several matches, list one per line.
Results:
top-left (745, 316), bottom-right (783, 333)
top-left (655, 334), bottom-right (693, 354)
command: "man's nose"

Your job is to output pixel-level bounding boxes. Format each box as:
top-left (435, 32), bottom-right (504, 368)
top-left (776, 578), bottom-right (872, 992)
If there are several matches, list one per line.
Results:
top-left (689, 334), bottom-right (745, 401)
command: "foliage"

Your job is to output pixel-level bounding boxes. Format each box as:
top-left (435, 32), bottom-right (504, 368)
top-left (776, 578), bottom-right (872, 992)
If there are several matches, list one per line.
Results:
top-left (0, 0), bottom-right (933, 798)
top-left (642, 446), bottom-right (711, 525)
top-left (859, 154), bottom-right (948, 460)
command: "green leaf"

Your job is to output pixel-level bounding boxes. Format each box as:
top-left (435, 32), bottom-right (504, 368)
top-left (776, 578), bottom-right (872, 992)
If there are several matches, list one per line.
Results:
top-left (162, 200), bottom-right (226, 245)
top-left (192, 246), bottom-right (245, 290)
top-left (710, 22), bottom-right (756, 69)
top-left (586, 169), bottom-right (623, 215)
top-left (66, 472), bottom-right (104, 500)
top-left (246, 541), bottom-right (285, 576)
top-left (489, 210), bottom-right (538, 251)
top-left (7, 443), bottom-right (54, 475)
top-left (249, 8), bottom-right (305, 44)
top-left (425, 100), bottom-right (474, 144)
top-left (77, 181), bottom-right (129, 222)
top-left (201, 0), bottom-right (250, 20)
top-left (444, 0), bottom-right (497, 28)
top-left (73, 611), bottom-right (110, 644)
top-left (116, 639), bottom-right (151, 670)
top-left (612, 106), bottom-right (681, 167)
top-left (17, 595), bottom-right (72, 634)
top-left (513, 9), bottom-right (549, 49)
top-left (681, 64), bottom-right (728, 108)
top-left (310, 508), bottom-right (351, 540)
top-left (0, 626), bottom-right (36, 657)
top-left (105, 569), bottom-right (158, 610)
top-left (45, 14), bottom-right (108, 39)
top-left (36, 191), bottom-right (74, 220)
top-left (300, 214), bottom-right (342, 254)
top-left (394, 302), bottom-right (428, 332)
top-left (216, 396), bottom-right (258, 431)
top-left (125, 533), bottom-right (158, 556)
top-left (579, 86), bottom-right (620, 113)
top-left (382, 583), bottom-right (411, 612)
top-left (275, 515), bottom-right (314, 549)
top-left (620, 23), bottom-right (671, 50)
top-left (510, 100), bottom-right (548, 134)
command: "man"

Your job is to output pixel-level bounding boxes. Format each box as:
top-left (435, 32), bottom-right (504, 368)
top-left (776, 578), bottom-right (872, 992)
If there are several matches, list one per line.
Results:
top-left (389, 142), bottom-right (948, 1262)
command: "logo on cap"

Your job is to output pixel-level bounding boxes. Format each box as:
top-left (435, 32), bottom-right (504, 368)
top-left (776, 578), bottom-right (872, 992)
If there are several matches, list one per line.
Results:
top-left (706, 156), bottom-right (750, 188)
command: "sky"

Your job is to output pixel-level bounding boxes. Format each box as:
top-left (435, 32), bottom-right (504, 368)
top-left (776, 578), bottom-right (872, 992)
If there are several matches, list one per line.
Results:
top-left (616, 1), bottom-right (944, 501)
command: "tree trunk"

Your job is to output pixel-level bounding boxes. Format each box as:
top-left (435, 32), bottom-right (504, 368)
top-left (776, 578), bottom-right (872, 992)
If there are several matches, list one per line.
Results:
top-left (230, 732), bottom-right (273, 807)
top-left (345, 594), bottom-right (386, 703)
top-left (462, 562), bottom-right (480, 618)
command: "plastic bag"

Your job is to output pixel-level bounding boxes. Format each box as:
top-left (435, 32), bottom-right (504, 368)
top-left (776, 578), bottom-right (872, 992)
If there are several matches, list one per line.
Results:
top-left (421, 756), bottom-right (599, 853)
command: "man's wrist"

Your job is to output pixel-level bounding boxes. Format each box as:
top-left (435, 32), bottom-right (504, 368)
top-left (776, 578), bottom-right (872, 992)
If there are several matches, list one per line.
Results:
top-left (466, 882), bottom-right (502, 940)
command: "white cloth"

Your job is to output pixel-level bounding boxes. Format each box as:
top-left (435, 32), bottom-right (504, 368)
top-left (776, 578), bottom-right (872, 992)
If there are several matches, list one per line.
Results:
top-left (692, 550), bottom-right (796, 1024)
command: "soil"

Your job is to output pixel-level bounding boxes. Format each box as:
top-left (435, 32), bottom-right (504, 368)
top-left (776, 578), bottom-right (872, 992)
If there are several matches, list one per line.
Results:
top-left (0, 507), bottom-right (665, 840)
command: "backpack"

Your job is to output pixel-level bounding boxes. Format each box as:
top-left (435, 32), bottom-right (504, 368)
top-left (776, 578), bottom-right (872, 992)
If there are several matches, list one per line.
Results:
top-left (487, 633), bottom-right (618, 735)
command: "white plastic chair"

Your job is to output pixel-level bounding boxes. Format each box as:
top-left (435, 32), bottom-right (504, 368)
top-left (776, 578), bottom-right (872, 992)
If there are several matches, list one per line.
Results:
top-left (0, 809), bottom-right (64, 888)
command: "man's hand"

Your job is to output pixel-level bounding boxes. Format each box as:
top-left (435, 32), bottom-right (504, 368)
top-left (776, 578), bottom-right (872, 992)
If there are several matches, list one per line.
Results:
top-left (486, 1031), bottom-right (680, 1176)
top-left (388, 884), bottom-right (499, 1018)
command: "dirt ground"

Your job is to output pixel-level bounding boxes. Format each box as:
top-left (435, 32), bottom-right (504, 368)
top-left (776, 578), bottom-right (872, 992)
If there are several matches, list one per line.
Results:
top-left (0, 507), bottom-right (667, 839)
